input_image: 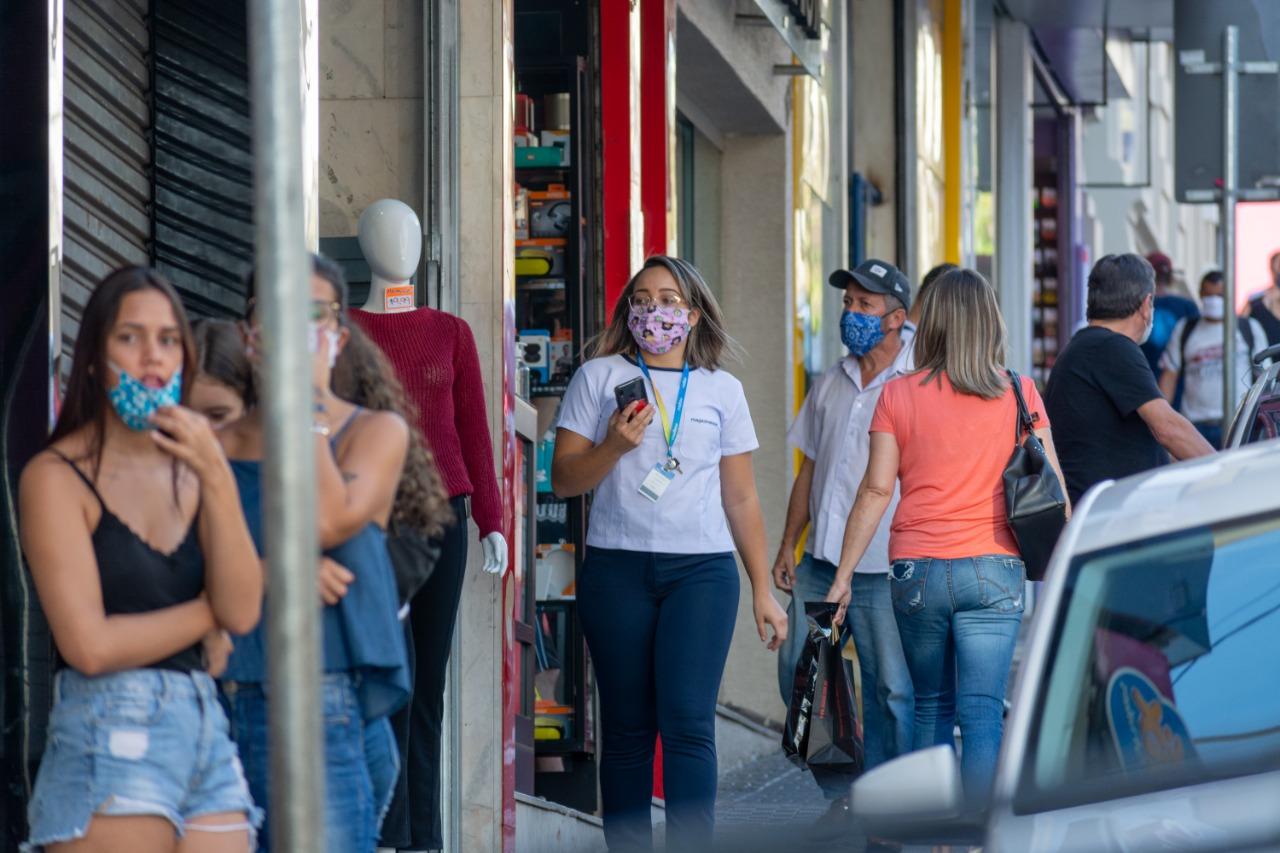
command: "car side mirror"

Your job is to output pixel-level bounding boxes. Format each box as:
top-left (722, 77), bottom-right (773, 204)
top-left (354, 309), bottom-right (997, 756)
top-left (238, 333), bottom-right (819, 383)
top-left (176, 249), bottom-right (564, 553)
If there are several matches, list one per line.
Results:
top-left (850, 745), bottom-right (964, 822)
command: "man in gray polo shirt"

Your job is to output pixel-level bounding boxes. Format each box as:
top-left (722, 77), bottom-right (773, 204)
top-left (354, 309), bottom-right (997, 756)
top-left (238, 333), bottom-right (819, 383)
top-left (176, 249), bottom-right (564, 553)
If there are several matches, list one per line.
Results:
top-left (774, 258), bottom-right (915, 815)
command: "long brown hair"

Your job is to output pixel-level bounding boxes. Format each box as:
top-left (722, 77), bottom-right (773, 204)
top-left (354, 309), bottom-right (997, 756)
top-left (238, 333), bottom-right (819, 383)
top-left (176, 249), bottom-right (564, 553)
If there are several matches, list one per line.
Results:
top-left (913, 268), bottom-right (1009, 400)
top-left (332, 325), bottom-right (453, 539)
top-left (589, 255), bottom-right (740, 370)
top-left (49, 266), bottom-right (196, 478)
top-left (192, 319), bottom-right (256, 409)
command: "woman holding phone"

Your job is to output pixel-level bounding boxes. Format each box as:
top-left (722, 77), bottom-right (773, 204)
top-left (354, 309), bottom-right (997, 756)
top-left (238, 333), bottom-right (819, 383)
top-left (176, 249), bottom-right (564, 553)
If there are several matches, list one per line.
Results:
top-left (552, 255), bottom-right (787, 851)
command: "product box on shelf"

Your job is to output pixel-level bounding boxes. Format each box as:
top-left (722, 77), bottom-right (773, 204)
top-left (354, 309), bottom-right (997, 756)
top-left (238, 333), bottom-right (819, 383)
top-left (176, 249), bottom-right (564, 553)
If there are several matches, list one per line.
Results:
top-left (516, 238), bottom-right (567, 277)
top-left (518, 329), bottom-right (552, 383)
top-left (529, 184), bottom-right (572, 238)
top-left (536, 542), bottom-right (576, 599)
top-left (516, 147), bottom-right (565, 169)
top-left (547, 333), bottom-right (574, 384)
top-left (540, 130), bottom-right (571, 167)
top-left (514, 186), bottom-right (530, 241)
top-left (516, 93), bottom-right (536, 136)
top-left (517, 278), bottom-right (567, 335)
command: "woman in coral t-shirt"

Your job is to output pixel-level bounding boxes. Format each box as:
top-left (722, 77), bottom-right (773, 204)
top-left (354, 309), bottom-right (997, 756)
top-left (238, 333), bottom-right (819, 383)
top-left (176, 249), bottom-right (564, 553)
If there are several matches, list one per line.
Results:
top-left (824, 268), bottom-right (1068, 803)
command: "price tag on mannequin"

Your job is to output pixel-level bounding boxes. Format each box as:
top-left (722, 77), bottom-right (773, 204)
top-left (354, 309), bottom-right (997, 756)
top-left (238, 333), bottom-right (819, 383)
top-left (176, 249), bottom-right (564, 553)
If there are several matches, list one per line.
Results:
top-left (384, 284), bottom-right (415, 312)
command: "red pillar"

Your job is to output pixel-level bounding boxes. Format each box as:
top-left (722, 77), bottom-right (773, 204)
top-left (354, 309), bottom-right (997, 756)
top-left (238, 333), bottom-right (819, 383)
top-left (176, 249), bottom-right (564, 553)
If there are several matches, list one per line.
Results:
top-left (641, 0), bottom-right (675, 258)
top-left (600, 0), bottom-right (641, 320)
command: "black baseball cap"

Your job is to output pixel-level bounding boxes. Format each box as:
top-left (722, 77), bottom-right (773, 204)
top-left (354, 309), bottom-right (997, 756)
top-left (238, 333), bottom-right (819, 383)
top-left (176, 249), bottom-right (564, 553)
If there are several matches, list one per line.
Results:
top-left (828, 259), bottom-right (912, 311)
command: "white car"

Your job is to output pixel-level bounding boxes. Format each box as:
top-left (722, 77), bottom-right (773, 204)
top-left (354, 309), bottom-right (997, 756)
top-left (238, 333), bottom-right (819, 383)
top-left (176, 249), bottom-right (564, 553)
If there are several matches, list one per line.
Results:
top-left (851, 442), bottom-right (1280, 852)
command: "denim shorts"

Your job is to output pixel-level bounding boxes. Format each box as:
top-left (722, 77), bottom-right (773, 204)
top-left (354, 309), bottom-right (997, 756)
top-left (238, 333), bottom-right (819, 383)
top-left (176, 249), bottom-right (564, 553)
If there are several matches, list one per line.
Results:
top-left (24, 668), bottom-right (261, 851)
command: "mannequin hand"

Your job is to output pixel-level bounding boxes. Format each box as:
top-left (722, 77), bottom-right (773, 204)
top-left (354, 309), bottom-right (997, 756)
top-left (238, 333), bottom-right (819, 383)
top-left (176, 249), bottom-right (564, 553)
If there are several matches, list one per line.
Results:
top-left (481, 531), bottom-right (508, 575)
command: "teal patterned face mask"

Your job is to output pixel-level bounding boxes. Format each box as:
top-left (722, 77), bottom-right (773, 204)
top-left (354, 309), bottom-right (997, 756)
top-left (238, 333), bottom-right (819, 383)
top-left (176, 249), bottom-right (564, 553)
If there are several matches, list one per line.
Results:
top-left (107, 362), bottom-right (182, 431)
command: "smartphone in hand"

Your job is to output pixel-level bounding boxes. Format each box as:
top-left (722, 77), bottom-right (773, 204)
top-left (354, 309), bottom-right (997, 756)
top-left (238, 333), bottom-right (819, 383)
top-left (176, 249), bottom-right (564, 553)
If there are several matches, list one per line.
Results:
top-left (614, 378), bottom-right (648, 418)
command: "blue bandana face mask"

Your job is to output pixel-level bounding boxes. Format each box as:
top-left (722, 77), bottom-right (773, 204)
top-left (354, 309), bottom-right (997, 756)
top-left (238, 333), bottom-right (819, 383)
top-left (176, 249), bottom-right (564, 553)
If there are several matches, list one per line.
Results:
top-left (107, 362), bottom-right (183, 431)
top-left (840, 310), bottom-right (886, 357)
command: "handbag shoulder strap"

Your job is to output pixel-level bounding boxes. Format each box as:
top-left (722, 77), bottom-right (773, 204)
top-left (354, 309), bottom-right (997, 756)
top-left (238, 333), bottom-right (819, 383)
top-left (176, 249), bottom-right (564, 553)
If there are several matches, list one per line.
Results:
top-left (1006, 369), bottom-right (1037, 441)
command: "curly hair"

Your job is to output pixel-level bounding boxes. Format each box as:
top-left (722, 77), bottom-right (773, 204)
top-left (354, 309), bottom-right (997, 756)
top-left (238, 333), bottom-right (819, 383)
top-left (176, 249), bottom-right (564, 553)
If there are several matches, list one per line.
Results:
top-left (332, 324), bottom-right (453, 539)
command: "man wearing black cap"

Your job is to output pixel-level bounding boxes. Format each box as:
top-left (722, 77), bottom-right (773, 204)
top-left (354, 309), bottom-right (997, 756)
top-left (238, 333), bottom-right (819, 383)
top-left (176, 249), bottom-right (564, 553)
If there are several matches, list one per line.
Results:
top-left (773, 258), bottom-right (914, 822)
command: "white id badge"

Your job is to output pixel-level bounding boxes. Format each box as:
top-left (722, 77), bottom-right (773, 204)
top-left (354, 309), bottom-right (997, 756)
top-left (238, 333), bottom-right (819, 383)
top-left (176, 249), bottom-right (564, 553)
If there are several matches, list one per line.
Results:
top-left (638, 464), bottom-right (676, 503)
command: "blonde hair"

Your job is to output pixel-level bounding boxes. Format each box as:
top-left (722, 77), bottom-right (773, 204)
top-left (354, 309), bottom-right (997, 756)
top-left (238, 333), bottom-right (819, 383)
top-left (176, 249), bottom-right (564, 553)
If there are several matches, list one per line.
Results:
top-left (589, 255), bottom-right (740, 370)
top-left (913, 268), bottom-right (1009, 400)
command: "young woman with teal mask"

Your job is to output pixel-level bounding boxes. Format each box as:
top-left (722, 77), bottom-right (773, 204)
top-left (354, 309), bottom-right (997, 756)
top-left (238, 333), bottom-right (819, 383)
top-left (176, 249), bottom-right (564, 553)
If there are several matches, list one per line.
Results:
top-left (19, 267), bottom-right (263, 852)
top-left (552, 256), bottom-right (787, 850)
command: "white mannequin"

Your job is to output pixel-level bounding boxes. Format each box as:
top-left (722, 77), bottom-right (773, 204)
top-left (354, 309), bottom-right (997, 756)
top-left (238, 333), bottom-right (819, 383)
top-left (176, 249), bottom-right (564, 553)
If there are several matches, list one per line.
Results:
top-left (357, 199), bottom-right (508, 575)
top-left (358, 198), bottom-right (422, 314)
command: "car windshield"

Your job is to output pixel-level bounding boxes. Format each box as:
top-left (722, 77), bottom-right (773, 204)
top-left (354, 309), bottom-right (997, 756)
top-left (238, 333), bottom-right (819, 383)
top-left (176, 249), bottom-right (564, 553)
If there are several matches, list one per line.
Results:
top-left (1016, 512), bottom-right (1280, 812)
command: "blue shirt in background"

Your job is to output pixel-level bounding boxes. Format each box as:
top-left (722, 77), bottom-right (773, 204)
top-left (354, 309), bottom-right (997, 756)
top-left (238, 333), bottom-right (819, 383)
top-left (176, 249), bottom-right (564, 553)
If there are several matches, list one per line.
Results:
top-left (1140, 293), bottom-right (1200, 410)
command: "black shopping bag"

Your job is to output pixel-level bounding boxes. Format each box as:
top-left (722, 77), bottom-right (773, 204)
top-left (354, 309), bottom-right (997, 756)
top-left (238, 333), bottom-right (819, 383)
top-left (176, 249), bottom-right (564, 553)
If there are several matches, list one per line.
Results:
top-left (782, 601), bottom-right (865, 777)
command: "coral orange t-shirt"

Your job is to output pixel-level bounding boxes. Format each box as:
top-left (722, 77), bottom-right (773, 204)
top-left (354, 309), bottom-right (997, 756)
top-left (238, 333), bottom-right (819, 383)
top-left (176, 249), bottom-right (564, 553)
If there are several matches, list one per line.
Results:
top-left (869, 371), bottom-right (1049, 561)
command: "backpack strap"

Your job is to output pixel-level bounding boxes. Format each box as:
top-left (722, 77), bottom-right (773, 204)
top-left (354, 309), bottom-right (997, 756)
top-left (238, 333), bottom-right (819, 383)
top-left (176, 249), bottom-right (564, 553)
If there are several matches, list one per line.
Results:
top-left (1241, 316), bottom-right (1255, 355)
top-left (1179, 317), bottom-right (1199, 381)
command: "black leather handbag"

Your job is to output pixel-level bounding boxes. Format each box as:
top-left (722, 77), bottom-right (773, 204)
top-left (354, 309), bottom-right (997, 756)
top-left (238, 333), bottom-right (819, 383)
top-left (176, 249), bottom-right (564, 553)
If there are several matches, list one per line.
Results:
top-left (385, 523), bottom-right (442, 608)
top-left (1002, 370), bottom-right (1068, 581)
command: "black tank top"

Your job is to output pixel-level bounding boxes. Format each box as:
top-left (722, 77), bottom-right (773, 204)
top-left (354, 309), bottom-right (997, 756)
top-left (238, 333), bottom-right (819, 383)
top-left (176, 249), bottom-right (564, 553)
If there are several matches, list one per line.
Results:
top-left (52, 451), bottom-right (206, 672)
top-left (1248, 295), bottom-right (1280, 348)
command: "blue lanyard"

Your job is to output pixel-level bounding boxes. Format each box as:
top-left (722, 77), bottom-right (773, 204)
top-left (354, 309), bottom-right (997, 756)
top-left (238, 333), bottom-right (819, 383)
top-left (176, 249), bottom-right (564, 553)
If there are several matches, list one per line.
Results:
top-left (636, 355), bottom-right (690, 461)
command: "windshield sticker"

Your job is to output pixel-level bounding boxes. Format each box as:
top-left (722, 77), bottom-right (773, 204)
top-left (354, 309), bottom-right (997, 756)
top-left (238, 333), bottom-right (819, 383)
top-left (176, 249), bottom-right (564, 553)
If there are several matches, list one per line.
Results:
top-left (1106, 667), bottom-right (1197, 771)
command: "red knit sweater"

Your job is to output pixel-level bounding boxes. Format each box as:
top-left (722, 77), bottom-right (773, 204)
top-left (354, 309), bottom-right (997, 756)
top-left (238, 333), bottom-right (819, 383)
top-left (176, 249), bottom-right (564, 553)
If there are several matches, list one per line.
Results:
top-left (351, 308), bottom-right (502, 537)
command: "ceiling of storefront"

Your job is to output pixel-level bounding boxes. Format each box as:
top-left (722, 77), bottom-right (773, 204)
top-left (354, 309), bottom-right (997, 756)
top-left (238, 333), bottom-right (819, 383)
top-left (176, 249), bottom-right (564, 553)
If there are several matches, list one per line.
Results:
top-left (1000, 0), bottom-right (1173, 105)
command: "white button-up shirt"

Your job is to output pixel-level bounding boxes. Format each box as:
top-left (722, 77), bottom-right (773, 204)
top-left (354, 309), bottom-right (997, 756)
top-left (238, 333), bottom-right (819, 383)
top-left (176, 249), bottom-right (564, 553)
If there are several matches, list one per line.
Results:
top-left (787, 340), bottom-right (915, 572)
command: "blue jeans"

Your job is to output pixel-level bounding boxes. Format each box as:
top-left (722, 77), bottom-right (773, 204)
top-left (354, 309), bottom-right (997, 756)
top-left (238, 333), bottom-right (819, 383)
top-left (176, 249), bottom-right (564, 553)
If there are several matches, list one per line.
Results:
top-left (224, 674), bottom-right (399, 853)
top-left (889, 556), bottom-right (1023, 804)
top-left (578, 548), bottom-right (740, 852)
top-left (777, 556), bottom-right (914, 796)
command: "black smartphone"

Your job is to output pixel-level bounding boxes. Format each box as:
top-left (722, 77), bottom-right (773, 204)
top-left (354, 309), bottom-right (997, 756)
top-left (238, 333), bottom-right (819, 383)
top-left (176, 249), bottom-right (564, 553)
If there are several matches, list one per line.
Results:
top-left (614, 377), bottom-right (648, 416)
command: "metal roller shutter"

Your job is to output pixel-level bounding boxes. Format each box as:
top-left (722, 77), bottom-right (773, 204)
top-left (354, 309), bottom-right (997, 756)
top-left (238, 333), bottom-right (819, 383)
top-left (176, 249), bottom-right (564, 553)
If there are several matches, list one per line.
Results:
top-left (62, 0), bottom-right (151, 364)
top-left (152, 0), bottom-right (253, 318)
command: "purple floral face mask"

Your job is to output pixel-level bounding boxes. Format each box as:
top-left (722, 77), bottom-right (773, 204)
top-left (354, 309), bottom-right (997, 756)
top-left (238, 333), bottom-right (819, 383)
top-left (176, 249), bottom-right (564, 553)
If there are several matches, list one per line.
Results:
top-left (628, 303), bottom-right (691, 355)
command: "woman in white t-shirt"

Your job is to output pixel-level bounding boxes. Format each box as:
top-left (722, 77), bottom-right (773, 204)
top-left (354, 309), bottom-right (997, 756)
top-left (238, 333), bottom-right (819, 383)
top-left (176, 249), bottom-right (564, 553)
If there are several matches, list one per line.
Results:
top-left (552, 255), bottom-right (787, 850)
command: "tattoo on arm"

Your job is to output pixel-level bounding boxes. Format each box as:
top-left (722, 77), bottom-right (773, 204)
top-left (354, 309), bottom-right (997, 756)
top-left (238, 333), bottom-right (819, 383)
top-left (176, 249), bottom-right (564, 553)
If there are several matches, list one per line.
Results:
top-left (341, 471), bottom-right (357, 484)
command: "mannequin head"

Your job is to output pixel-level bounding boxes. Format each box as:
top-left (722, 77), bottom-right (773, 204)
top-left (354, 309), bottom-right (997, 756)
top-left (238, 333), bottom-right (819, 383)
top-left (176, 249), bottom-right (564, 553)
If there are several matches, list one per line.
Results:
top-left (358, 199), bottom-right (423, 285)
